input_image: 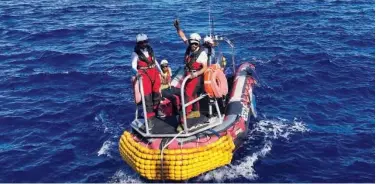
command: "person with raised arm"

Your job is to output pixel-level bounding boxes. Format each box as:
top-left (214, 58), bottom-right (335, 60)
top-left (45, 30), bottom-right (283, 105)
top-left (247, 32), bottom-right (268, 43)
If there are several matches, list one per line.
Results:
top-left (173, 20), bottom-right (208, 132)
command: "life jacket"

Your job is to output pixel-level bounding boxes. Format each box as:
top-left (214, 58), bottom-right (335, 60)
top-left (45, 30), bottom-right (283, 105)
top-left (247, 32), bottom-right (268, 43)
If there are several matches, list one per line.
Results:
top-left (160, 68), bottom-right (171, 90)
top-left (161, 68), bottom-right (171, 84)
top-left (134, 45), bottom-right (156, 69)
top-left (184, 47), bottom-right (204, 72)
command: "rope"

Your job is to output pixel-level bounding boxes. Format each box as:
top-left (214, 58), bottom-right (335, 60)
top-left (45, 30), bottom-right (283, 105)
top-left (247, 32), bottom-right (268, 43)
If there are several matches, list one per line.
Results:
top-left (160, 132), bottom-right (182, 182)
top-left (207, 129), bottom-right (220, 138)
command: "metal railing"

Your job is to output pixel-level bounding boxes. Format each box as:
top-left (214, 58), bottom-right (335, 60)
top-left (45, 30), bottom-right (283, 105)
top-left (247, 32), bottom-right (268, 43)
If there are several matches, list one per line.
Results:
top-left (133, 75), bottom-right (152, 135)
top-left (213, 35), bottom-right (236, 75)
top-left (131, 74), bottom-right (224, 138)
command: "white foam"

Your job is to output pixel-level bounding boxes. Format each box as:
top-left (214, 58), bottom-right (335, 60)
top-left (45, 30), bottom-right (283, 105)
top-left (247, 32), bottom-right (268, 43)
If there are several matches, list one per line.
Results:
top-left (250, 117), bottom-right (309, 140)
top-left (199, 141), bottom-right (272, 182)
top-left (198, 117), bottom-right (309, 182)
top-left (98, 140), bottom-right (114, 158)
top-left (232, 141), bottom-right (272, 180)
top-left (199, 166), bottom-right (235, 182)
top-left (94, 110), bottom-right (113, 134)
top-left (251, 57), bottom-right (271, 65)
top-left (108, 169), bottom-right (142, 183)
top-left (94, 110), bottom-right (106, 122)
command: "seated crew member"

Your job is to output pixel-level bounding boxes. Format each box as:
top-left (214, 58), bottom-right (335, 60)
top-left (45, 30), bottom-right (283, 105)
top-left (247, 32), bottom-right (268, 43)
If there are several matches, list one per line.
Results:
top-left (131, 33), bottom-right (162, 129)
top-left (160, 59), bottom-right (172, 91)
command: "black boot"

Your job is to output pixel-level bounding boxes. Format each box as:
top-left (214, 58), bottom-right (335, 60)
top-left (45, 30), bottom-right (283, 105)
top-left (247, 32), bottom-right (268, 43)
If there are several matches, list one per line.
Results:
top-left (140, 117), bottom-right (154, 132)
top-left (147, 117), bottom-right (154, 129)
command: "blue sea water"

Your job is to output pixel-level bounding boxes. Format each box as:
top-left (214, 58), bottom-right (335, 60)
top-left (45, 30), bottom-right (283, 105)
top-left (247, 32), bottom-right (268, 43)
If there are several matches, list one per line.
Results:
top-left (0, 0), bottom-right (374, 182)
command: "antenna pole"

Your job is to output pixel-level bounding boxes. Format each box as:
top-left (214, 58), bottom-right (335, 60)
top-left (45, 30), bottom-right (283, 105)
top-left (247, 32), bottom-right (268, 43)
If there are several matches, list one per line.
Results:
top-left (209, 7), bottom-right (211, 37)
top-left (211, 16), bottom-right (214, 38)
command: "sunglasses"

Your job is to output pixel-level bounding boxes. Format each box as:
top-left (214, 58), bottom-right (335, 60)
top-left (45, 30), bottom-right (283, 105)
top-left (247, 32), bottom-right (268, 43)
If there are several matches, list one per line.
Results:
top-left (189, 42), bottom-right (199, 46)
top-left (137, 40), bottom-right (148, 44)
top-left (161, 65), bottom-right (168, 68)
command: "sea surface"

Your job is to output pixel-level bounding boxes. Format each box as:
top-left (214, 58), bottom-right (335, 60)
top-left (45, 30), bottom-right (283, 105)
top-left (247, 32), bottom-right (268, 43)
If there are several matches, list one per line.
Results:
top-left (0, 0), bottom-right (374, 183)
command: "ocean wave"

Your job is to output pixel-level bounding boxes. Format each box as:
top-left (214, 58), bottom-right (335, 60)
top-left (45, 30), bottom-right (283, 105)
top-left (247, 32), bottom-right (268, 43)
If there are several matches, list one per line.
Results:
top-left (17, 67), bottom-right (35, 73)
top-left (280, 75), bottom-right (315, 90)
top-left (0, 52), bottom-right (35, 61)
top-left (330, 86), bottom-right (374, 99)
top-left (2, 29), bottom-right (31, 39)
top-left (36, 50), bottom-right (88, 64)
top-left (271, 10), bottom-right (320, 19)
top-left (248, 46), bottom-right (286, 53)
top-left (1, 0), bottom-right (374, 182)
top-left (89, 40), bottom-right (132, 50)
top-left (0, 71), bottom-right (117, 91)
top-left (25, 28), bottom-right (86, 41)
top-left (28, 71), bottom-right (108, 83)
top-left (345, 38), bottom-right (375, 47)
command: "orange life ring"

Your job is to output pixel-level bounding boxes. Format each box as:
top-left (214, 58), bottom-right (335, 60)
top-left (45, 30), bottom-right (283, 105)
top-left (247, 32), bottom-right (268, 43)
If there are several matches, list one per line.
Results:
top-left (132, 76), bottom-right (141, 104)
top-left (204, 64), bottom-right (228, 98)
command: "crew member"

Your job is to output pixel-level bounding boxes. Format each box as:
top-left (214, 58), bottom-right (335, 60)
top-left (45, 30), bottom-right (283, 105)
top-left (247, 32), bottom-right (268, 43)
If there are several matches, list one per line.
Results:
top-left (131, 33), bottom-right (162, 127)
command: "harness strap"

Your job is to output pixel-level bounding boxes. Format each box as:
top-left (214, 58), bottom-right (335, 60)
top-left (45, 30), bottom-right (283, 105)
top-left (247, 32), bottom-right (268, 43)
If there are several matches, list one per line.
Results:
top-left (134, 45), bottom-right (156, 67)
top-left (137, 64), bottom-right (156, 70)
top-left (184, 47), bottom-right (204, 72)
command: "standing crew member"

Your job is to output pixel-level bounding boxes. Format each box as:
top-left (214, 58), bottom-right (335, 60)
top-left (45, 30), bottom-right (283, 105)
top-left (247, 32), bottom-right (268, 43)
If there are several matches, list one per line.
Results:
top-left (173, 27), bottom-right (208, 131)
top-left (174, 19), bottom-right (216, 65)
top-left (131, 33), bottom-right (162, 127)
top-left (183, 33), bottom-right (208, 117)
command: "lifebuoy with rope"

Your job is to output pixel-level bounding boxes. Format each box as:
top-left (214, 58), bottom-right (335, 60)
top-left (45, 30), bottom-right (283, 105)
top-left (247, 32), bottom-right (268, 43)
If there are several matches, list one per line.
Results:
top-left (204, 64), bottom-right (228, 98)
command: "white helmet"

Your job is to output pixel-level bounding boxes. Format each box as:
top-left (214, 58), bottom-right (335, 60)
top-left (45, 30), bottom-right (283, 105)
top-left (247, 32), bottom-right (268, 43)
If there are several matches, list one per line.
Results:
top-left (189, 33), bottom-right (201, 44)
top-left (160, 59), bottom-right (168, 66)
top-left (204, 36), bottom-right (214, 45)
top-left (136, 33), bottom-right (148, 42)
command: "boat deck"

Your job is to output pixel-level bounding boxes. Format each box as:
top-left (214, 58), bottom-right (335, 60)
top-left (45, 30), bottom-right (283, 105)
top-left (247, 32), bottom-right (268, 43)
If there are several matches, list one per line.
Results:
top-left (132, 90), bottom-right (228, 137)
top-left (148, 114), bottom-right (209, 134)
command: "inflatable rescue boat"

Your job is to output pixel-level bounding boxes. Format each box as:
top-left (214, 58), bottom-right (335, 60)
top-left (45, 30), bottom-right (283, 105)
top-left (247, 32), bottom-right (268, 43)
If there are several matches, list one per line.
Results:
top-left (119, 36), bottom-right (258, 181)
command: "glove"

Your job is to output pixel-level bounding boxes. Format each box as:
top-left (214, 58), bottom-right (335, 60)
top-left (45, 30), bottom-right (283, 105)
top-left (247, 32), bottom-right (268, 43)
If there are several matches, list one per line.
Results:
top-left (173, 19), bottom-right (180, 30)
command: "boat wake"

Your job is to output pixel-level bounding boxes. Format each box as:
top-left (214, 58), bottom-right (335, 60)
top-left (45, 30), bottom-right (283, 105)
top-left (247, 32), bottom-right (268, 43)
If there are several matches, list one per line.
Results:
top-left (198, 117), bottom-right (309, 182)
top-left (94, 110), bottom-right (112, 134)
top-left (94, 110), bottom-right (123, 158)
top-left (108, 170), bottom-right (142, 183)
top-left (97, 140), bottom-right (115, 158)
